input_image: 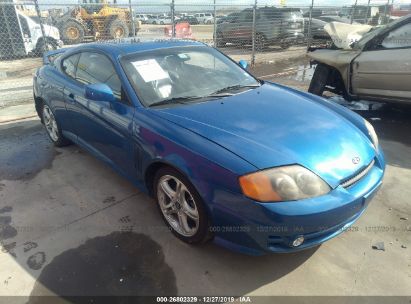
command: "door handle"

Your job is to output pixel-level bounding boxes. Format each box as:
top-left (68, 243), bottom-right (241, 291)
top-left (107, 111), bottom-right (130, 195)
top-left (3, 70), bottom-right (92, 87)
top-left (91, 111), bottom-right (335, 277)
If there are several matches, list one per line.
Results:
top-left (66, 92), bottom-right (76, 103)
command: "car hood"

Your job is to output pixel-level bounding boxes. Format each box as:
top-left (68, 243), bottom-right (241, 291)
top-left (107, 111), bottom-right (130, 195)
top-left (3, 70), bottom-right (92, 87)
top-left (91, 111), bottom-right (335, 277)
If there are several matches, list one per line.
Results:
top-left (152, 83), bottom-right (375, 188)
top-left (324, 22), bottom-right (372, 49)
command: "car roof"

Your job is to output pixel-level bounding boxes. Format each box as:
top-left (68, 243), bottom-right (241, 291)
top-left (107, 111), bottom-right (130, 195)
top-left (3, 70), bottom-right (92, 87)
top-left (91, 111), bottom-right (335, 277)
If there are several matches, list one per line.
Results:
top-left (68, 39), bottom-right (205, 57)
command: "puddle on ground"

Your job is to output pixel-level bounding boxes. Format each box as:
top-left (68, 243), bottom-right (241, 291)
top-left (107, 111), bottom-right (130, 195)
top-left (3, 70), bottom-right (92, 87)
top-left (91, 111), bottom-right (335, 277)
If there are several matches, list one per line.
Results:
top-left (28, 232), bottom-right (177, 301)
top-left (292, 64), bottom-right (315, 82)
top-left (0, 121), bottom-right (58, 180)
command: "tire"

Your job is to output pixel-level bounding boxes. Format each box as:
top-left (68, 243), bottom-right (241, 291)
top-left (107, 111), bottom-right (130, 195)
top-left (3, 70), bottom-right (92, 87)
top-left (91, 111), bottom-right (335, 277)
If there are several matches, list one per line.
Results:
top-left (308, 64), bottom-right (331, 96)
top-left (154, 167), bottom-right (211, 244)
top-left (60, 19), bottom-right (85, 44)
top-left (215, 32), bottom-right (226, 48)
top-left (41, 103), bottom-right (71, 147)
top-left (108, 18), bottom-right (130, 39)
top-left (34, 38), bottom-right (58, 56)
top-left (255, 33), bottom-right (266, 51)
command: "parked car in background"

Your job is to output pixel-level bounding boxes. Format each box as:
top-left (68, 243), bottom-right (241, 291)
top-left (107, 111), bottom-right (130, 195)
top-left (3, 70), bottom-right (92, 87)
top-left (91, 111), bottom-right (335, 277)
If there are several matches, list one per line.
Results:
top-left (304, 18), bottom-right (329, 40)
top-left (195, 12), bottom-right (214, 24)
top-left (339, 5), bottom-right (392, 25)
top-left (149, 15), bottom-right (179, 25)
top-left (308, 15), bottom-right (411, 104)
top-left (317, 15), bottom-right (358, 24)
top-left (217, 12), bottom-right (239, 24)
top-left (177, 15), bottom-right (199, 25)
top-left (17, 11), bottom-right (62, 55)
top-left (147, 15), bottom-right (158, 24)
top-left (0, 9), bottom-right (62, 58)
top-left (216, 7), bottom-right (305, 50)
top-left (33, 40), bottom-right (384, 255)
top-left (135, 14), bottom-right (149, 24)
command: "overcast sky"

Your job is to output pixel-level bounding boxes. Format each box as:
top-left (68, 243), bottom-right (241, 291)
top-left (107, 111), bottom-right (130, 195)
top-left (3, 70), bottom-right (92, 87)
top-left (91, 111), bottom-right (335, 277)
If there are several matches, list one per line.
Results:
top-left (35, 0), bottom-right (411, 5)
top-left (33, 0), bottom-right (411, 13)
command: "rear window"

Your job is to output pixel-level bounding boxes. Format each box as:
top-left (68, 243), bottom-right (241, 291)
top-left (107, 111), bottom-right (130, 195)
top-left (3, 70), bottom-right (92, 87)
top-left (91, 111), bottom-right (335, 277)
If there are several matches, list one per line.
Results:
top-left (281, 9), bottom-right (303, 19)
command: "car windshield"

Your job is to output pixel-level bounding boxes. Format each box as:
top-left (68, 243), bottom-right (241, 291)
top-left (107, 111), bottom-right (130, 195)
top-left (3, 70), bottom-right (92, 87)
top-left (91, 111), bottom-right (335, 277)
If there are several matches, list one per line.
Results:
top-left (121, 46), bottom-right (260, 107)
top-left (351, 26), bottom-right (385, 49)
top-left (351, 15), bottom-right (410, 49)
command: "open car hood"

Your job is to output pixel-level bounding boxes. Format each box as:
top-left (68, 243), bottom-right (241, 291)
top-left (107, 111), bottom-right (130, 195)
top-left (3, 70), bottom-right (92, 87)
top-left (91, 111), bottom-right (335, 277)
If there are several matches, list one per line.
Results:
top-left (324, 22), bottom-right (373, 49)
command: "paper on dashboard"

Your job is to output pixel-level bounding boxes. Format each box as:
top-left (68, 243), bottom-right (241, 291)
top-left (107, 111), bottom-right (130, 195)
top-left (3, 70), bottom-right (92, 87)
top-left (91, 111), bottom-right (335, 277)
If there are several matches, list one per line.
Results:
top-left (131, 59), bottom-right (169, 82)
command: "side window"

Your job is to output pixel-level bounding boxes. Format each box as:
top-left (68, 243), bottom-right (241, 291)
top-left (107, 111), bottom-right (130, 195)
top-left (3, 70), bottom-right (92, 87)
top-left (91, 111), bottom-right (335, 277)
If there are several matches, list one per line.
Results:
top-left (382, 23), bottom-right (411, 49)
top-left (238, 10), bottom-right (253, 22)
top-left (61, 53), bottom-right (80, 79)
top-left (76, 52), bottom-right (121, 98)
top-left (262, 9), bottom-right (278, 20)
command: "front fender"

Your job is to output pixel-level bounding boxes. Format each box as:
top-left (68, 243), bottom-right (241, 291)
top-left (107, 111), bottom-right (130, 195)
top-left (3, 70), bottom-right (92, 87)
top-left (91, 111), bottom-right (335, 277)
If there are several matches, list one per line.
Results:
top-left (307, 49), bottom-right (361, 91)
top-left (136, 110), bottom-right (256, 217)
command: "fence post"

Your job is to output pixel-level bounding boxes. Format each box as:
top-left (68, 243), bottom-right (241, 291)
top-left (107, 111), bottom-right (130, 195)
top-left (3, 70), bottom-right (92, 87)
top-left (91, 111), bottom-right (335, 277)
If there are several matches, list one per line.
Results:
top-left (33, 0), bottom-right (47, 53)
top-left (351, 0), bottom-right (358, 24)
top-left (128, 0), bottom-right (136, 36)
top-left (306, 0), bottom-right (314, 50)
top-left (365, 0), bottom-right (371, 24)
top-left (171, 0), bottom-right (175, 38)
top-left (383, 0), bottom-right (392, 24)
top-left (213, 0), bottom-right (217, 47)
top-left (251, 0), bottom-right (257, 66)
top-left (388, 0), bottom-right (395, 21)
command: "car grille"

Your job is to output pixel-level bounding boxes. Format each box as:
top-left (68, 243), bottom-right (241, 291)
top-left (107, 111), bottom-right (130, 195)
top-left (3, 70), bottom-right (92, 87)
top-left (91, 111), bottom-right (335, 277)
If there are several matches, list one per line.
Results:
top-left (341, 160), bottom-right (375, 188)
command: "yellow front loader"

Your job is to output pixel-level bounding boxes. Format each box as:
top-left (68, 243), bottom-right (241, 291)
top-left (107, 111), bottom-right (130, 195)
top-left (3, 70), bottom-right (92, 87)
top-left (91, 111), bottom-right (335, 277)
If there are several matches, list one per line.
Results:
top-left (55, 0), bottom-right (135, 44)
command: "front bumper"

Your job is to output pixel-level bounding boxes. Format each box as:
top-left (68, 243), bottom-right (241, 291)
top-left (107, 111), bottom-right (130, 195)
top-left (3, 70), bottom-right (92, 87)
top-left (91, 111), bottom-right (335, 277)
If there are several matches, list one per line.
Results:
top-left (212, 154), bottom-right (385, 255)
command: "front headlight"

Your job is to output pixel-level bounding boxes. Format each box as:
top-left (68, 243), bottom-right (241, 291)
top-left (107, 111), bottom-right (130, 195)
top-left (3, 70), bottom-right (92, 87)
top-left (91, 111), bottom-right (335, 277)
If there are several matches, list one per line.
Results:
top-left (239, 165), bottom-right (331, 202)
top-left (364, 119), bottom-right (379, 150)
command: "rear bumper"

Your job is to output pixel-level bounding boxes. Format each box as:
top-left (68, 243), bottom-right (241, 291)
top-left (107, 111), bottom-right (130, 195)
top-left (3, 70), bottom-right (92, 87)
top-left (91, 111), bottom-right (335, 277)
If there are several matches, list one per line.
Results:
top-left (211, 153), bottom-right (385, 255)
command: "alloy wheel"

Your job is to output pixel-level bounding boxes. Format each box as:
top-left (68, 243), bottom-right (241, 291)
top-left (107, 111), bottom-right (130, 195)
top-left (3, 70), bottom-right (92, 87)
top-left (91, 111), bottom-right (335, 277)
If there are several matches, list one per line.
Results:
top-left (157, 175), bottom-right (199, 237)
top-left (42, 105), bottom-right (59, 142)
top-left (255, 33), bottom-right (266, 51)
top-left (114, 27), bottom-right (125, 38)
top-left (67, 27), bottom-right (80, 40)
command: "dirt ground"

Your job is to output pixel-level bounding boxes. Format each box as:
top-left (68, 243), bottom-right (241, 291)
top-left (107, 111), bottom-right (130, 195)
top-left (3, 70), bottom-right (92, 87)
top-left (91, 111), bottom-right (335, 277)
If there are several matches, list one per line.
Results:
top-left (0, 44), bottom-right (410, 302)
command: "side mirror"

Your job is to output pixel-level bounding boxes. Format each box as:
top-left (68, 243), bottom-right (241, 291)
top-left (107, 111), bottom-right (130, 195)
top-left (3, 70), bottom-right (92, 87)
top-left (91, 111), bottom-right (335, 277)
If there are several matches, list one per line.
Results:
top-left (238, 59), bottom-right (249, 70)
top-left (85, 83), bottom-right (115, 103)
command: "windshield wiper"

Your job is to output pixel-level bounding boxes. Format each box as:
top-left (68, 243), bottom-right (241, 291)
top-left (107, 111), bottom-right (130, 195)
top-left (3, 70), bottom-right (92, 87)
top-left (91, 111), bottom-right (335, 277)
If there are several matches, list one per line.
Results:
top-left (211, 84), bottom-right (260, 95)
top-left (148, 96), bottom-right (204, 107)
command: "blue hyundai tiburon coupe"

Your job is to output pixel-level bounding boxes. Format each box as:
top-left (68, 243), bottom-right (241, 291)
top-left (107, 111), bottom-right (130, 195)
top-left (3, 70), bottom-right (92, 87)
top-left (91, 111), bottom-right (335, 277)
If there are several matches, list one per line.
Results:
top-left (33, 40), bottom-right (385, 255)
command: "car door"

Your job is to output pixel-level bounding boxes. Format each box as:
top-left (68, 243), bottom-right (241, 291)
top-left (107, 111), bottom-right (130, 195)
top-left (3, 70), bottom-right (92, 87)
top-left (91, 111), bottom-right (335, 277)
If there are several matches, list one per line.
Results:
top-left (17, 14), bottom-right (34, 53)
top-left (258, 8), bottom-right (281, 41)
top-left (58, 52), bottom-right (81, 137)
top-left (62, 51), bottom-right (137, 179)
top-left (351, 21), bottom-right (411, 102)
top-left (234, 9), bottom-right (253, 41)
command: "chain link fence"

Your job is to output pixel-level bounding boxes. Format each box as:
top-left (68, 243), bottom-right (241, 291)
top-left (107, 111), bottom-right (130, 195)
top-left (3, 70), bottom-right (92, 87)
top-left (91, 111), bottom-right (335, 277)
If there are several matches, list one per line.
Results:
top-left (0, 0), bottom-right (405, 109)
